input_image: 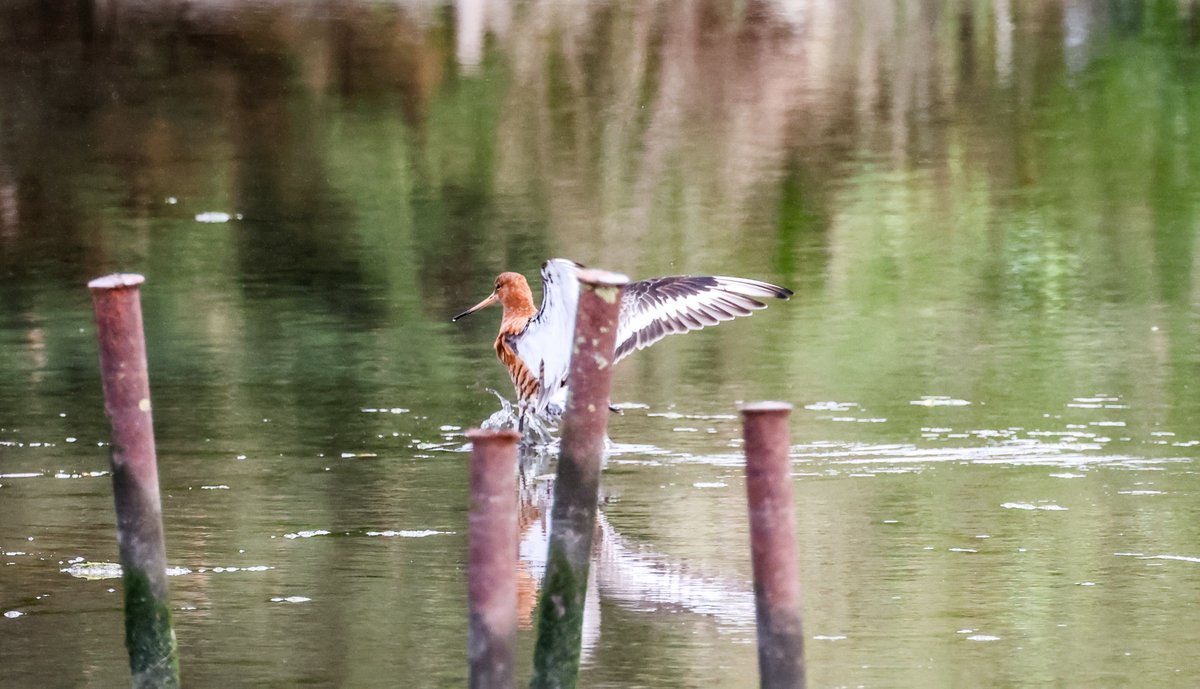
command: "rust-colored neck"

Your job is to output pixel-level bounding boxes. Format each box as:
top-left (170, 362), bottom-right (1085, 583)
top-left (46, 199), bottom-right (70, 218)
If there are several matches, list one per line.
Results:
top-left (491, 272), bottom-right (540, 402)
top-left (496, 272), bottom-right (537, 335)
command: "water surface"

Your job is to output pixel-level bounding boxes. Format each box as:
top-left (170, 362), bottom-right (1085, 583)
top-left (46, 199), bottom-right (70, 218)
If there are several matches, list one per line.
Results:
top-left (3, 1), bottom-right (1200, 687)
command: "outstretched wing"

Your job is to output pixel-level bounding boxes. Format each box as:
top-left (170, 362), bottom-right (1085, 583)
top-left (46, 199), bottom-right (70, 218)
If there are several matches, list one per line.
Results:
top-left (512, 259), bottom-right (582, 414)
top-left (614, 275), bottom-right (792, 363)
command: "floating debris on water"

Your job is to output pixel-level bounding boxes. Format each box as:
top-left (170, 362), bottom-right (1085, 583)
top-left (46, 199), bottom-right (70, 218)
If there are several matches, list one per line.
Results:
top-left (270, 596), bottom-right (311, 603)
top-left (53, 470), bottom-right (108, 479)
top-left (61, 561), bottom-right (192, 580)
top-left (194, 211), bottom-right (233, 223)
top-left (805, 401), bottom-right (859, 412)
top-left (203, 565), bottom-right (273, 573)
top-left (1001, 502), bottom-right (1068, 511)
top-left (830, 417), bottom-right (888, 423)
top-left (284, 530), bottom-right (331, 539)
top-left (283, 528), bottom-right (453, 539)
top-left (364, 530), bottom-right (450, 538)
top-left (1115, 552), bottom-right (1200, 564)
top-left (649, 411), bottom-right (737, 421)
top-left (911, 396), bottom-right (971, 407)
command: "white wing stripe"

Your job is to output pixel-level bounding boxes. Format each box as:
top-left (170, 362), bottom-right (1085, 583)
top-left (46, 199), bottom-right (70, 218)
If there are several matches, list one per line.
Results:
top-left (614, 275), bottom-right (791, 362)
top-left (509, 261), bottom-right (790, 416)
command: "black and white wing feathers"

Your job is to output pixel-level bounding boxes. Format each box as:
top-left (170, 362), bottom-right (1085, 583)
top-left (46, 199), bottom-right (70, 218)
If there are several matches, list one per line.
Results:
top-left (613, 275), bottom-right (792, 363)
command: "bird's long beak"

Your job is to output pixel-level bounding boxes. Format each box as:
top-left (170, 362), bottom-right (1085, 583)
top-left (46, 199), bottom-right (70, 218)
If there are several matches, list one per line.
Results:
top-left (451, 292), bottom-right (499, 321)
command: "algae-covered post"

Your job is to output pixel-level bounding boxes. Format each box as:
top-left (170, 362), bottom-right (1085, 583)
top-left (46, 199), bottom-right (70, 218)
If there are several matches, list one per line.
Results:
top-left (529, 268), bottom-right (627, 689)
top-left (467, 428), bottom-right (522, 689)
top-left (741, 402), bottom-right (805, 689)
top-left (88, 273), bottom-right (181, 689)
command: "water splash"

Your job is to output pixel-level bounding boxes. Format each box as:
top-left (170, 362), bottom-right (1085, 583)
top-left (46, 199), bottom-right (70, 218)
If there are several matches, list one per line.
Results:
top-left (480, 389), bottom-right (559, 447)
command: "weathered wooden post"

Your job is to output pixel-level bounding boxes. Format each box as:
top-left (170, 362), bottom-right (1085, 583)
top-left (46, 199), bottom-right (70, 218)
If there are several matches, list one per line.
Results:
top-left (741, 401), bottom-right (804, 689)
top-left (529, 268), bottom-right (627, 689)
top-left (88, 273), bottom-right (180, 689)
top-left (467, 428), bottom-right (522, 689)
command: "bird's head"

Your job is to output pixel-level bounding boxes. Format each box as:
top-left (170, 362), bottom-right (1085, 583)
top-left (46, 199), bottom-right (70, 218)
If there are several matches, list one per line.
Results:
top-left (452, 271), bottom-right (533, 321)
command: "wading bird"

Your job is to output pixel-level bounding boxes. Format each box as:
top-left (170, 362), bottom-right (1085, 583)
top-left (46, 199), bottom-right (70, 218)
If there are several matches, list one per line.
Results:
top-left (453, 258), bottom-right (792, 423)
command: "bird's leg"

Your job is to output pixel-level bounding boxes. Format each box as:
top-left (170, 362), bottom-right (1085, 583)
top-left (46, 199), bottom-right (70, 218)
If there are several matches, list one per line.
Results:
top-left (516, 396), bottom-right (529, 435)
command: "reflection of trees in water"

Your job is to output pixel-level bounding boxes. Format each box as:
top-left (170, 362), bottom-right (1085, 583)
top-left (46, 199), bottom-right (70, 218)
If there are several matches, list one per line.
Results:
top-left (0, 1), bottom-right (1150, 235)
top-left (2, 0), bottom-right (1198, 404)
top-left (0, 1), bottom-right (1185, 248)
top-left (485, 0), bottom-right (1117, 272)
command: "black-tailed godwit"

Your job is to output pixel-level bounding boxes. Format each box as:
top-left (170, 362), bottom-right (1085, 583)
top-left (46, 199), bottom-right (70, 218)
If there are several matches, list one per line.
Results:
top-left (453, 258), bottom-right (792, 420)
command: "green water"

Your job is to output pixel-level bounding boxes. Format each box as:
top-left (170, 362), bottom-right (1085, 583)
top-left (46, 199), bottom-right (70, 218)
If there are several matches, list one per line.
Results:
top-left (3, 1), bottom-right (1200, 687)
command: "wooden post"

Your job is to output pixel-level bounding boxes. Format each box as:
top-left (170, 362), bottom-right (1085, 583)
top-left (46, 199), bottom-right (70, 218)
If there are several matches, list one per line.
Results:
top-left (529, 268), bottom-right (627, 689)
top-left (467, 428), bottom-right (521, 689)
top-left (89, 273), bottom-right (180, 689)
top-left (741, 402), bottom-right (804, 689)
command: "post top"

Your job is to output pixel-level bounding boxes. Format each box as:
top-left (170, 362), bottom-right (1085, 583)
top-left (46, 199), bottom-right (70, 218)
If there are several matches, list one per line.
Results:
top-left (739, 401), bottom-right (794, 415)
top-left (466, 428), bottom-right (522, 443)
top-left (88, 273), bottom-right (146, 291)
top-left (577, 268), bottom-right (630, 288)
